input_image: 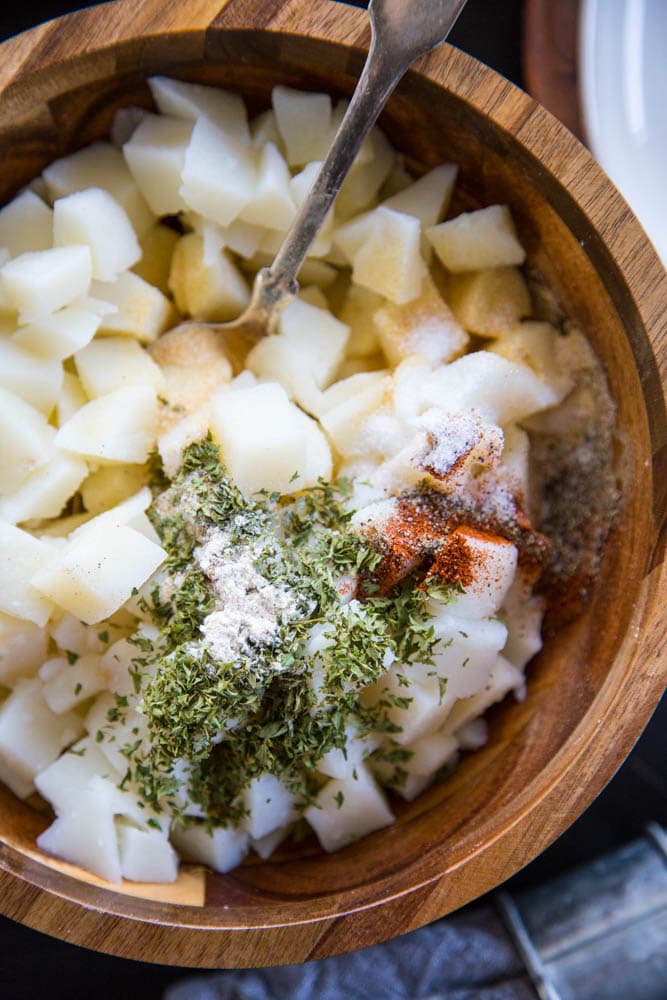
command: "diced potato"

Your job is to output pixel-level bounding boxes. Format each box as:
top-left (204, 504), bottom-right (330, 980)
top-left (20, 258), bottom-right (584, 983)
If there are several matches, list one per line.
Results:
top-left (99, 625), bottom-right (159, 697)
top-left (84, 695), bottom-right (149, 773)
top-left (149, 76), bottom-right (250, 144)
top-left (50, 612), bottom-right (112, 657)
top-left (317, 725), bottom-right (378, 780)
top-left (0, 189), bottom-right (53, 257)
top-left (170, 822), bottom-right (249, 874)
top-left (0, 246), bottom-right (92, 323)
top-left (447, 266), bottom-right (531, 336)
top-left (336, 285), bottom-right (383, 358)
top-left (132, 223), bottom-right (179, 295)
top-left (238, 142), bottom-right (295, 230)
top-left (13, 304), bottom-right (101, 360)
top-left (39, 653), bottom-right (107, 713)
top-left (168, 228), bottom-right (249, 321)
top-left (0, 451), bottom-right (87, 525)
top-left (304, 763), bottom-right (394, 852)
top-left (37, 779), bottom-right (122, 882)
top-left (209, 381), bottom-right (331, 495)
top-left (272, 86), bottom-right (332, 167)
top-left (361, 665), bottom-right (452, 746)
top-left (498, 424), bottom-right (531, 502)
top-left (80, 463), bottom-right (148, 516)
top-left (335, 207), bottom-right (425, 304)
top-left (35, 737), bottom-right (121, 813)
top-left (432, 522), bottom-right (518, 616)
top-left (123, 113), bottom-right (193, 216)
top-left (56, 372), bottom-right (88, 425)
top-left (335, 126), bottom-right (395, 220)
top-left (0, 521), bottom-right (56, 625)
top-left (149, 325), bottom-right (232, 428)
top-left (245, 336), bottom-right (322, 415)
top-left (53, 187), bottom-right (141, 282)
top-left (0, 679), bottom-right (84, 798)
top-left (382, 163), bottom-right (457, 227)
top-left (489, 320), bottom-right (574, 397)
top-left (55, 385), bottom-right (159, 464)
top-left (74, 336), bottom-right (165, 398)
top-left (240, 774), bottom-right (297, 841)
top-left (118, 824), bottom-right (179, 883)
top-left (157, 408), bottom-right (210, 478)
top-left (426, 205), bottom-right (526, 273)
top-left (318, 373), bottom-right (390, 456)
top-left (277, 297), bottom-right (349, 387)
top-left (440, 655), bottom-right (524, 738)
top-left (31, 521), bottom-right (166, 624)
top-left (180, 117), bottom-right (256, 227)
top-left (0, 386), bottom-right (55, 495)
top-left (374, 271), bottom-right (468, 367)
top-left (372, 730), bottom-right (458, 801)
top-left (92, 272), bottom-right (175, 343)
top-left (43, 141), bottom-right (155, 237)
top-left (0, 336), bottom-right (63, 413)
top-left (69, 487), bottom-right (152, 540)
top-left (250, 108), bottom-right (283, 151)
top-left (0, 613), bottom-right (47, 686)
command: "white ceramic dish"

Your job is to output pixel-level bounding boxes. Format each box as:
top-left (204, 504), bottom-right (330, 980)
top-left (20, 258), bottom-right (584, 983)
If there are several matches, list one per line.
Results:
top-left (580, 0), bottom-right (667, 264)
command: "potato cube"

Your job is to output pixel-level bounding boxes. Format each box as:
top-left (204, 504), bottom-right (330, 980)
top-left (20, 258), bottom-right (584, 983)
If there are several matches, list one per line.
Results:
top-left (123, 113), bottom-right (193, 216)
top-left (31, 521), bottom-right (166, 624)
top-left (170, 822), bottom-right (249, 874)
top-left (74, 336), bottom-right (165, 398)
top-left (157, 408), bottom-right (210, 478)
top-left (447, 266), bottom-right (531, 336)
top-left (374, 271), bottom-right (468, 367)
top-left (304, 763), bottom-right (394, 852)
top-left (335, 207), bottom-right (425, 304)
top-left (0, 679), bottom-right (84, 798)
top-left (118, 824), bottom-right (179, 883)
top-left (335, 126), bottom-right (395, 220)
top-left (132, 223), bottom-right (179, 296)
top-left (278, 297), bottom-right (349, 386)
top-left (0, 451), bottom-right (87, 525)
top-left (168, 228), bottom-right (249, 321)
top-left (40, 653), bottom-right (107, 714)
top-left (245, 336), bottom-right (322, 415)
top-left (37, 781), bottom-right (122, 883)
top-left (0, 245), bottom-right (92, 323)
top-left (362, 666), bottom-right (453, 746)
top-left (441, 655), bottom-right (524, 739)
top-left (319, 373), bottom-right (390, 457)
top-left (35, 736), bottom-right (121, 813)
top-left (43, 141), bottom-right (155, 237)
top-left (209, 381), bottom-right (331, 495)
top-left (336, 285), bottom-right (383, 358)
top-left (180, 117), bottom-right (256, 227)
top-left (239, 142), bottom-right (295, 231)
top-left (0, 388), bottom-right (55, 494)
top-left (382, 163), bottom-right (457, 226)
top-left (432, 531), bottom-right (518, 620)
top-left (0, 521), bottom-right (56, 626)
top-left (241, 774), bottom-right (298, 841)
top-left (0, 336), bottom-right (63, 412)
top-left (55, 385), bottom-right (158, 464)
top-left (80, 463), bottom-right (148, 516)
top-left (13, 304), bottom-right (101, 360)
top-left (0, 613), bottom-right (47, 686)
top-left (149, 76), bottom-right (249, 143)
top-left (93, 272), bottom-right (175, 343)
top-left (250, 108), bottom-right (283, 151)
top-left (272, 85), bottom-right (332, 167)
top-left (56, 372), bottom-right (88, 425)
top-left (426, 204), bottom-right (526, 273)
top-left (53, 187), bottom-right (141, 282)
top-left (0, 189), bottom-right (53, 257)
top-left (489, 320), bottom-right (574, 397)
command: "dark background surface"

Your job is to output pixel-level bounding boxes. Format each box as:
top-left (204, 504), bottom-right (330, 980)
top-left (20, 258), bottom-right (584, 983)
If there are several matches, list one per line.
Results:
top-left (0, 2), bottom-right (665, 998)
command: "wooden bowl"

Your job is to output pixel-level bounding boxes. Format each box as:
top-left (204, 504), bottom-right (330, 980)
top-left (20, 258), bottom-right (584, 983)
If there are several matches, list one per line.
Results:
top-left (0, 0), bottom-right (665, 970)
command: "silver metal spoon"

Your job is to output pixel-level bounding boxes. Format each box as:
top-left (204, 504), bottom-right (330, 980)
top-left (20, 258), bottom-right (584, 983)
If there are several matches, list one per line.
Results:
top-left (161, 0), bottom-right (468, 373)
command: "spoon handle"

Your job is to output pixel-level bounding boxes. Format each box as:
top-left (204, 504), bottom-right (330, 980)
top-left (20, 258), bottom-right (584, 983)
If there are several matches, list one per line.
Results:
top-left (258, 0), bottom-right (468, 313)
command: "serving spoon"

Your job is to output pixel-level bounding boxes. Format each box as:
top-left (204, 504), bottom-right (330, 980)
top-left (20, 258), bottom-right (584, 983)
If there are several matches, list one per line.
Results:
top-left (160, 0), bottom-right (469, 373)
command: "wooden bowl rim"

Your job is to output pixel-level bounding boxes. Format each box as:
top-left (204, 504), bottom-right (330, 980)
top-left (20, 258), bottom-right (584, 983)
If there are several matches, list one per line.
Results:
top-left (0, 0), bottom-right (665, 968)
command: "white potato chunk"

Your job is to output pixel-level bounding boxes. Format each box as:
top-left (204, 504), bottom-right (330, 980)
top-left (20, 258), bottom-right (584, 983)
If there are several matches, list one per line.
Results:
top-left (53, 187), bottom-right (141, 281)
top-left (441, 655), bottom-right (525, 738)
top-left (335, 207), bottom-right (425, 304)
top-left (447, 266), bottom-right (531, 336)
top-left (317, 724), bottom-right (378, 780)
top-left (0, 246), bottom-right (92, 323)
top-left (0, 679), bottom-right (83, 798)
top-left (335, 126), bottom-right (395, 220)
top-left (93, 271), bottom-right (175, 343)
top-left (50, 612), bottom-right (112, 657)
top-left (409, 614), bottom-right (509, 702)
top-left (209, 381), bottom-right (331, 495)
top-left (372, 730), bottom-right (458, 802)
top-left (0, 613), bottom-right (47, 686)
top-left (31, 521), bottom-right (165, 624)
top-left (70, 486), bottom-right (152, 539)
top-left (39, 653), bottom-right (107, 714)
top-left (158, 407), bottom-right (210, 478)
top-left (336, 285), bottom-right (383, 358)
top-left (170, 822), bottom-right (249, 874)
top-left (37, 779), bottom-right (122, 883)
top-left (0, 522), bottom-right (55, 625)
top-left (0, 189), bottom-right (53, 257)
top-left (149, 76), bottom-right (249, 143)
top-left (278, 297), bottom-right (349, 387)
top-left (319, 373), bottom-right (391, 457)
top-left (490, 321), bottom-right (574, 398)
top-left (168, 228), bottom-right (249, 321)
top-left (433, 529), bottom-right (518, 620)
top-left (35, 737), bottom-right (121, 813)
top-left (382, 163), bottom-right (457, 227)
top-left (180, 117), bottom-right (256, 226)
top-left (0, 336), bottom-right (63, 413)
top-left (250, 824), bottom-right (293, 860)
top-left (239, 142), bottom-right (295, 230)
top-left (43, 141), bottom-right (155, 237)
top-left (132, 222), bottom-right (179, 295)
top-left (84, 695), bottom-right (149, 772)
top-left (272, 85), bottom-right (332, 166)
top-left (426, 205), bottom-right (526, 273)
top-left (123, 113), bottom-right (193, 216)
top-left (362, 666), bottom-right (452, 746)
top-left (55, 385), bottom-right (158, 463)
top-left (0, 451), bottom-right (87, 525)
top-left (74, 336), bottom-right (165, 398)
top-left (240, 774), bottom-right (298, 841)
top-left (56, 372), bottom-right (88, 425)
top-left (14, 304), bottom-right (101, 360)
top-left (245, 336), bottom-right (322, 415)
top-left (304, 763), bottom-right (394, 853)
top-left (80, 464), bottom-right (148, 516)
top-left (250, 108), bottom-right (283, 150)
top-left (99, 625), bottom-right (159, 697)
top-left (118, 824), bottom-right (179, 883)
top-left (374, 271), bottom-right (468, 367)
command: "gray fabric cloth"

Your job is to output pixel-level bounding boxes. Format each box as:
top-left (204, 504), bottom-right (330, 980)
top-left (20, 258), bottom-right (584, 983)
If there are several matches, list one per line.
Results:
top-left (164, 903), bottom-right (537, 1000)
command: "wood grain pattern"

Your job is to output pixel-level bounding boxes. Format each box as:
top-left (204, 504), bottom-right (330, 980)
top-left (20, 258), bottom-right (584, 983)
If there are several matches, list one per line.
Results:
top-left (0, 0), bottom-right (665, 969)
top-left (523, 0), bottom-right (585, 139)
